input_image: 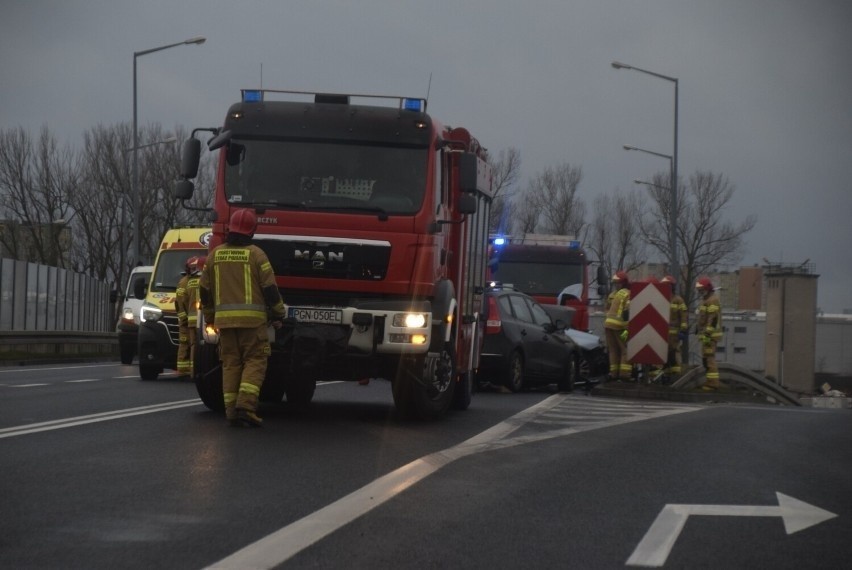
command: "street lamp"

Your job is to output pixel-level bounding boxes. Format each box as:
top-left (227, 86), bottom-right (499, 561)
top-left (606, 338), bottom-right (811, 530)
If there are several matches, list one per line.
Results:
top-left (132, 36), bottom-right (205, 266)
top-left (612, 61), bottom-right (679, 285)
top-left (123, 135), bottom-right (177, 267)
top-left (633, 179), bottom-right (670, 190)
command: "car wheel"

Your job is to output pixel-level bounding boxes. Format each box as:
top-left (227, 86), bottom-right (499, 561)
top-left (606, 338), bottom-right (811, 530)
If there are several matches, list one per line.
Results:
top-left (559, 353), bottom-right (578, 393)
top-left (504, 351), bottom-right (525, 393)
top-left (119, 343), bottom-right (134, 365)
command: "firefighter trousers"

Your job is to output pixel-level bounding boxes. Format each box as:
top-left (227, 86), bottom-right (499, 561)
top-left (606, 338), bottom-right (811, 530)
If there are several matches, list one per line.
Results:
top-left (219, 325), bottom-right (271, 415)
top-left (605, 328), bottom-right (631, 380)
top-left (177, 324), bottom-right (191, 376)
top-left (701, 339), bottom-right (720, 389)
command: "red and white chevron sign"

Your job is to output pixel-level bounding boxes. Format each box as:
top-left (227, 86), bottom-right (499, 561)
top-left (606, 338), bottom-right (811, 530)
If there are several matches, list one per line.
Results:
top-left (627, 281), bottom-right (670, 365)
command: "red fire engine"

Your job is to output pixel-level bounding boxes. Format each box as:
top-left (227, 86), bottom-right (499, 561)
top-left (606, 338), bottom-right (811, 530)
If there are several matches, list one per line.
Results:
top-left (488, 234), bottom-right (598, 331)
top-left (176, 89), bottom-right (493, 419)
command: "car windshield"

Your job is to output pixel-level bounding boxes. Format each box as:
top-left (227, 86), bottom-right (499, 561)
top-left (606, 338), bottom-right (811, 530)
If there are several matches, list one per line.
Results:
top-left (150, 251), bottom-right (204, 292)
top-left (223, 138), bottom-right (428, 215)
top-left (491, 262), bottom-right (583, 297)
top-left (125, 271), bottom-right (151, 297)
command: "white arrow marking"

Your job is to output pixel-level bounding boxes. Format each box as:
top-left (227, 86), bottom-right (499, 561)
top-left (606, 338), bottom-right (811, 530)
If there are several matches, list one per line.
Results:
top-left (627, 492), bottom-right (837, 567)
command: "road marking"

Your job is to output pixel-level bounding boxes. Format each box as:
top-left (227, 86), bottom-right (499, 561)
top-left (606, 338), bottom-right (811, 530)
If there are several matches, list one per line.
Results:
top-left (0, 399), bottom-right (202, 439)
top-left (626, 492), bottom-right (838, 567)
top-left (0, 363), bottom-right (120, 374)
top-left (66, 378), bottom-right (100, 383)
top-left (4, 383), bottom-right (49, 388)
top-left (206, 395), bottom-right (702, 570)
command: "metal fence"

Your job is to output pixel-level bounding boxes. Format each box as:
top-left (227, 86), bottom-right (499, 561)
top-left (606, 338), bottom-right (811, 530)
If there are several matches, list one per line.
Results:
top-left (0, 258), bottom-right (111, 332)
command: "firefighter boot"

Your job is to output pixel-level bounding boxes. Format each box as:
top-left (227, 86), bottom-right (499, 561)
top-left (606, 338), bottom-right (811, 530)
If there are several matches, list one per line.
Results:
top-left (236, 408), bottom-right (263, 428)
top-left (225, 406), bottom-right (240, 427)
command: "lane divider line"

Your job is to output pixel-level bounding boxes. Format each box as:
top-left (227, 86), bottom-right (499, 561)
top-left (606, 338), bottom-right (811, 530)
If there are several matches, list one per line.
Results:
top-left (206, 396), bottom-right (703, 569)
top-left (0, 399), bottom-right (202, 439)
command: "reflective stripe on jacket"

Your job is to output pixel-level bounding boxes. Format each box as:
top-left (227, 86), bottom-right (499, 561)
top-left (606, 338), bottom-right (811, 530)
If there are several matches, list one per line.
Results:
top-left (186, 275), bottom-right (201, 326)
top-left (604, 287), bottom-right (630, 330)
top-left (669, 294), bottom-right (688, 333)
top-left (175, 275), bottom-right (189, 327)
top-left (697, 293), bottom-right (723, 340)
top-left (199, 244), bottom-right (284, 329)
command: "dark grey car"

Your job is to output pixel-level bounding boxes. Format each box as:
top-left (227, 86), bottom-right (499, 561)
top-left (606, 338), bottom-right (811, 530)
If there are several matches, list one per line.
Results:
top-left (478, 286), bottom-right (579, 392)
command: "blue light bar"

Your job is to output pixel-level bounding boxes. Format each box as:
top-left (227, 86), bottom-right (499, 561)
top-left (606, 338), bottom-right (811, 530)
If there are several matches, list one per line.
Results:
top-left (243, 90), bottom-right (263, 103)
top-left (493, 237), bottom-right (506, 246)
top-left (568, 240), bottom-right (580, 249)
top-left (402, 98), bottom-right (424, 112)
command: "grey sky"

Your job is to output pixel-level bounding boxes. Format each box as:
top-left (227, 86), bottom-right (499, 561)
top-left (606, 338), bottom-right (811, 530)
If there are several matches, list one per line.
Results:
top-left (2, 0), bottom-right (850, 312)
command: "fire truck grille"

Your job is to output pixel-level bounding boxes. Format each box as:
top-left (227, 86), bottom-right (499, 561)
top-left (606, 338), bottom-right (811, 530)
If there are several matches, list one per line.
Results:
top-left (255, 238), bottom-right (391, 281)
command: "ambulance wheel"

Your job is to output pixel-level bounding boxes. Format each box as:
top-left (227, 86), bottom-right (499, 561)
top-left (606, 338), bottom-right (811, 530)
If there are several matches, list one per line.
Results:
top-left (139, 364), bottom-right (159, 381)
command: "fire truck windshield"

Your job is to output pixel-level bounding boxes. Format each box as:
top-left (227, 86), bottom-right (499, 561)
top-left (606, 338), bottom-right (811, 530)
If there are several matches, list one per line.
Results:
top-left (491, 261), bottom-right (583, 297)
top-left (223, 139), bottom-right (427, 214)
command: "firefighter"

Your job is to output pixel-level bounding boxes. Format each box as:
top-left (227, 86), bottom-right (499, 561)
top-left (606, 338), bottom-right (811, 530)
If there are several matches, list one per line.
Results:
top-left (199, 209), bottom-right (286, 427)
top-left (604, 270), bottom-right (631, 381)
top-left (660, 275), bottom-right (688, 382)
top-left (174, 257), bottom-right (195, 379)
top-left (183, 255), bottom-right (206, 379)
top-left (695, 276), bottom-right (723, 391)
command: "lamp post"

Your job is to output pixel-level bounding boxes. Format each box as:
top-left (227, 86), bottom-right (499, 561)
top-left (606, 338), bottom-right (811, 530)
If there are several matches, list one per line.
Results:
top-left (132, 36), bottom-right (205, 266)
top-left (624, 144), bottom-right (674, 226)
top-left (123, 136), bottom-right (177, 268)
top-left (612, 61), bottom-right (679, 285)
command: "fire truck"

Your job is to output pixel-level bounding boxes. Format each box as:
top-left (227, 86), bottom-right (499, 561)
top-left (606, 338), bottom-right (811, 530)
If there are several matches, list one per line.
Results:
top-left (176, 88), bottom-right (493, 419)
top-left (488, 234), bottom-right (600, 331)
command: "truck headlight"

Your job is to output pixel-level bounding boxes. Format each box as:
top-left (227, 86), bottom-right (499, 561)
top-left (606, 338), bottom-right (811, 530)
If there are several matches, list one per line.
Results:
top-left (140, 303), bottom-right (162, 323)
top-left (122, 307), bottom-right (135, 322)
top-left (392, 313), bottom-right (427, 328)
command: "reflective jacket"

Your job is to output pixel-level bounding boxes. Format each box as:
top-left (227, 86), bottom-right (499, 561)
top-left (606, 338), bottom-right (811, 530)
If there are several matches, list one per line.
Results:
top-left (604, 287), bottom-right (630, 330)
top-left (668, 294), bottom-right (688, 333)
top-left (696, 292), bottom-right (723, 340)
top-left (175, 274), bottom-right (190, 328)
top-left (199, 243), bottom-right (285, 329)
top-left (186, 274), bottom-right (201, 327)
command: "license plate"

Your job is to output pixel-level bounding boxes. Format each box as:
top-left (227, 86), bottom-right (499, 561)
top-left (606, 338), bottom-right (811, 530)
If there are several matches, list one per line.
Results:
top-left (287, 307), bottom-right (343, 324)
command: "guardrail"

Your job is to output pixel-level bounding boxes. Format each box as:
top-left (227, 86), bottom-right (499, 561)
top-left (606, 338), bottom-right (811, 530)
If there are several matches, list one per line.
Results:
top-left (0, 331), bottom-right (117, 360)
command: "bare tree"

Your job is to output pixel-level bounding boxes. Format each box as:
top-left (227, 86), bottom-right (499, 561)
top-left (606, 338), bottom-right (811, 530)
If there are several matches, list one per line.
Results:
top-left (640, 169), bottom-right (756, 308)
top-left (523, 162), bottom-right (586, 236)
top-left (488, 147), bottom-right (521, 233)
top-left (587, 190), bottom-right (646, 282)
top-left (0, 126), bottom-right (80, 268)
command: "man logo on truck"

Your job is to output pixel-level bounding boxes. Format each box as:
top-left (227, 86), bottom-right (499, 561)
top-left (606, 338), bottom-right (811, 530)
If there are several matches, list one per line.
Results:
top-left (294, 249), bottom-right (344, 262)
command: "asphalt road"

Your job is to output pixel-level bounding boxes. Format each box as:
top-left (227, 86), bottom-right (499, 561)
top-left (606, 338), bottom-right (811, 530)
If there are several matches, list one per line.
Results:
top-left (1, 362), bottom-right (850, 569)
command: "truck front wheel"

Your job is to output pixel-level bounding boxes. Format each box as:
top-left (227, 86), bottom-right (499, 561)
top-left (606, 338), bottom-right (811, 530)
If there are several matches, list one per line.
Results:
top-left (392, 345), bottom-right (455, 420)
top-left (194, 341), bottom-right (224, 411)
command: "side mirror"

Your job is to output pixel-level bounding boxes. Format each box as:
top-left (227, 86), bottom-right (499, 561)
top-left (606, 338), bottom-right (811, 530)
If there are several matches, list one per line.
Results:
top-left (180, 138), bottom-right (201, 179)
top-left (175, 179), bottom-right (195, 200)
top-left (458, 193), bottom-right (477, 215)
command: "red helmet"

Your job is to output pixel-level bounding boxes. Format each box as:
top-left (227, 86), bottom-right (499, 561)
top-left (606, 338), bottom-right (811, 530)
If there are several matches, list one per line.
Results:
top-left (184, 255), bottom-right (197, 274)
top-left (695, 277), bottom-right (714, 291)
top-left (189, 255), bottom-right (206, 275)
top-left (611, 270), bottom-right (629, 284)
top-left (661, 275), bottom-right (676, 285)
top-left (229, 208), bottom-right (257, 237)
